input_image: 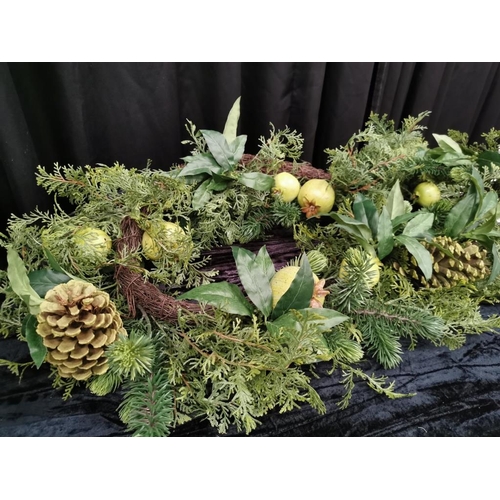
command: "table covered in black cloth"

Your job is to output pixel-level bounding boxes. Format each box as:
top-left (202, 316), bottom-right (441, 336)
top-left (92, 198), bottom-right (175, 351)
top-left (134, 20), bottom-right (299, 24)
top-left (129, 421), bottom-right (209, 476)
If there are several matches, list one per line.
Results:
top-left (2, 304), bottom-right (500, 437)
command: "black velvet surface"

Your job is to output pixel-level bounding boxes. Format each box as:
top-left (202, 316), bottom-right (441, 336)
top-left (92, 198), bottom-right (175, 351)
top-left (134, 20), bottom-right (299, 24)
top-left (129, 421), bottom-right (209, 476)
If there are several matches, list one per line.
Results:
top-left (2, 304), bottom-right (500, 437)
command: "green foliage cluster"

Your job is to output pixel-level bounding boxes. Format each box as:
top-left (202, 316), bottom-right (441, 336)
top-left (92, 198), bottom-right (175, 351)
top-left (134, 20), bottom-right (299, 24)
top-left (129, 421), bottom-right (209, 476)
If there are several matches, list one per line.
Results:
top-left (2, 99), bottom-right (500, 438)
top-left (302, 116), bottom-right (500, 376)
top-left (325, 111), bottom-right (431, 205)
top-left (157, 310), bottom-right (329, 435)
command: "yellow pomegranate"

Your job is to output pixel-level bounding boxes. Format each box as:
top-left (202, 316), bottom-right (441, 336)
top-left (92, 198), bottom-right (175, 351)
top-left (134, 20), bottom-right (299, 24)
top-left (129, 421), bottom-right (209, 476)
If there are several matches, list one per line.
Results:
top-left (273, 172), bottom-right (301, 203)
top-left (142, 221), bottom-right (188, 261)
top-left (297, 179), bottom-right (335, 218)
top-left (72, 227), bottom-right (112, 265)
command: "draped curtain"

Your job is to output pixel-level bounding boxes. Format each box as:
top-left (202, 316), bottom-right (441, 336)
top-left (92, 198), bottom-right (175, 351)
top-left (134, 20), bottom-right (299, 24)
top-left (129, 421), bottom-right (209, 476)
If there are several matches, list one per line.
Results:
top-left (1, 61), bottom-right (499, 234)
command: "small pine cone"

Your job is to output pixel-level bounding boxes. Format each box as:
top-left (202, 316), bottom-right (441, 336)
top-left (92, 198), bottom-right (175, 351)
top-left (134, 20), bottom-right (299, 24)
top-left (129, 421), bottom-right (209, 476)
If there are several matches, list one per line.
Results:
top-left (393, 236), bottom-right (490, 288)
top-left (36, 280), bottom-right (126, 381)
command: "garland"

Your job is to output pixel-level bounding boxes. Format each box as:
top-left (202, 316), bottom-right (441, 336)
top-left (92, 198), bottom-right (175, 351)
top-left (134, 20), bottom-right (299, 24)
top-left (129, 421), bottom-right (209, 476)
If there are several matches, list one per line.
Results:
top-left (2, 99), bottom-right (500, 436)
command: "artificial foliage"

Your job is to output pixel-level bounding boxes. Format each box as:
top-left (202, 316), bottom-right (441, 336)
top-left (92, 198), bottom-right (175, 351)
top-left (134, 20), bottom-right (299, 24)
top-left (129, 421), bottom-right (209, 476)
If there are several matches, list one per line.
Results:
top-left (2, 98), bottom-right (500, 437)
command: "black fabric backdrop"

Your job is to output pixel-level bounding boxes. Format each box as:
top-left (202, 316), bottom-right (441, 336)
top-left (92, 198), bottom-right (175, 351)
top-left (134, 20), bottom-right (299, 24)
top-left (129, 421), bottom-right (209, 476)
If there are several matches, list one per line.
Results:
top-left (1, 62), bottom-right (500, 437)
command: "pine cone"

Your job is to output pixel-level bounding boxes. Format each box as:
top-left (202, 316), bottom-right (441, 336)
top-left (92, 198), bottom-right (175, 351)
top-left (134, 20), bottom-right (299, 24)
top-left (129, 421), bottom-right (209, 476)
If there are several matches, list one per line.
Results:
top-left (36, 280), bottom-right (126, 380)
top-left (393, 236), bottom-right (489, 288)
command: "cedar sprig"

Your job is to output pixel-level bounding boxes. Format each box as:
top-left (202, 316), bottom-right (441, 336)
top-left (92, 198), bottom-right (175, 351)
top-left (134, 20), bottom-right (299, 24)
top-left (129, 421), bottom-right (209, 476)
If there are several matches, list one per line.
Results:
top-left (250, 124), bottom-right (304, 174)
top-left (154, 309), bottom-right (330, 435)
top-left (325, 111), bottom-right (431, 204)
top-left (337, 364), bottom-right (414, 410)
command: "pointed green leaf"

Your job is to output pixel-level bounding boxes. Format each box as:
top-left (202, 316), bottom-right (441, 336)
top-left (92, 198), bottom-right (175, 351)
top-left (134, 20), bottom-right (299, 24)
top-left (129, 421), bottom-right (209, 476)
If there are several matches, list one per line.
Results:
top-left (178, 154), bottom-right (222, 176)
top-left (232, 246), bottom-right (273, 317)
top-left (352, 194), bottom-right (379, 237)
top-left (477, 150), bottom-right (500, 169)
top-left (238, 172), bottom-right (274, 191)
top-left (444, 193), bottom-right (478, 237)
top-left (402, 213), bottom-right (434, 238)
top-left (272, 255), bottom-right (314, 319)
top-left (395, 235), bottom-right (433, 280)
top-left (22, 314), bottom-right (46, 369)
top-left (44, 247), bottom-right (67, 274)
top-left (207, 174), bottom-right (231, 192)
top-left (267, 312), bottom-right (300, 337)
top-left (43, 248), bottom-right (78, 280)
top-left (488, 243), bottom-right (500, 284)
top-left (391, 212), bottom-right (419, 231)
top-left (192, 179), bottom-right (213, 210)
top-left (296, 308), bottom-right (349, 331)
top-left (475, 190), bottom-right (498, 222)
top-left (466, 211), bottom-right (498, 237)
top-left (200, 130), bottom-right (234, 171)
top-left (7, 247), bottom-right (43, 315)
top-left (330, 213), bottom-right (373, 243)
top-left (28, 269), bottom-right (71, 297)
top-left (385, 180), bottom-right (406, 220)
top-left (178, 282), bottom-right (252, 316)
top-left (377, 207), bottom-right (395, 259)
top-left (222, 96), bottom-right (241, 145)
top-left (470, 166), bottom-right (485, 197)
top-left (254, 246), bottom-right (276, 283)
top-left (432, 134), bottom-right (463, 154)
top-left (230, 135), bottom-right (247, 164)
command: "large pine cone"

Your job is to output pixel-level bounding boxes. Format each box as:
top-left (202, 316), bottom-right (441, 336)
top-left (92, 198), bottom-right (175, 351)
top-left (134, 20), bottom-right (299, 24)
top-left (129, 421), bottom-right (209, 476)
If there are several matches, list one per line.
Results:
top-left (36, 280), bottom-right (126, 380)
top-left (393, 236), bottom-right (489, 288)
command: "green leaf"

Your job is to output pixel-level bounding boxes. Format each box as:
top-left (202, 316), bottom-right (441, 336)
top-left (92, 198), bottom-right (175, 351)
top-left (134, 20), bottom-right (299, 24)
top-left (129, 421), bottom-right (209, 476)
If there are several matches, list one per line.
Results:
top-left (43, 247), bottom-right (78, 280)
top-left (330, 213), bottom-right (373, 243)
top-left (208, 174), bottom-right (231, 192)
top-left (230, 135), bottom-right (247, 164)
top-left (7, 247), bottom-right (43, 315)
top-left (385, 180), bottom-right (406, 220)
top-left (178, 154), bottom-right (222, 176)
top-left (272, 255), bottom-right (314, 319)
top-left (444, 193), bottom-right (478, 237)
top-left (44, 247), bottom-right (67, 274)
top-left (477, 150), bottom-right (500, 169)
top-left (192, 179), bottom-right (213, 210)
top-left (28, 269), bottom-right (71, 297)
top-left (391, 212), bottom-right (419, 231)
top-left (22, 314), bottom-right (46, 369)
top-left (402, 213), bottom-right (434, 238)
top-left (237, 172), bottom-right (274, 191)
top-left (352, 194), bottom-right (379, 237)
top-left (488, 243), bottom-right (500, 284)
top-left (222, 96), bottom-right (241, 145)
top-left (377, 207), bottom-right (395, 260)
top-left (178, 282), bottom-right (252, 316)
top-left (470, 166), bottom-right (485, 197)
top-left (432, 134), bottom-right (463, 154)
top-left (232, 246), bottom-right (273, 317)
top-left (395, 235), bottom-right (433, 280)
top-left (296, 308), bottom-right (349, 331)
top-left (466, 211), bottom-right (498, 237)
top-left (267, 312), bottom-right (300, 336)
top-left (475, 190), bottom-right (498, 222)
top-left (200, 130), bottom-right (234, 171)
top-left (254, 246), bottom-right (276, 283)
